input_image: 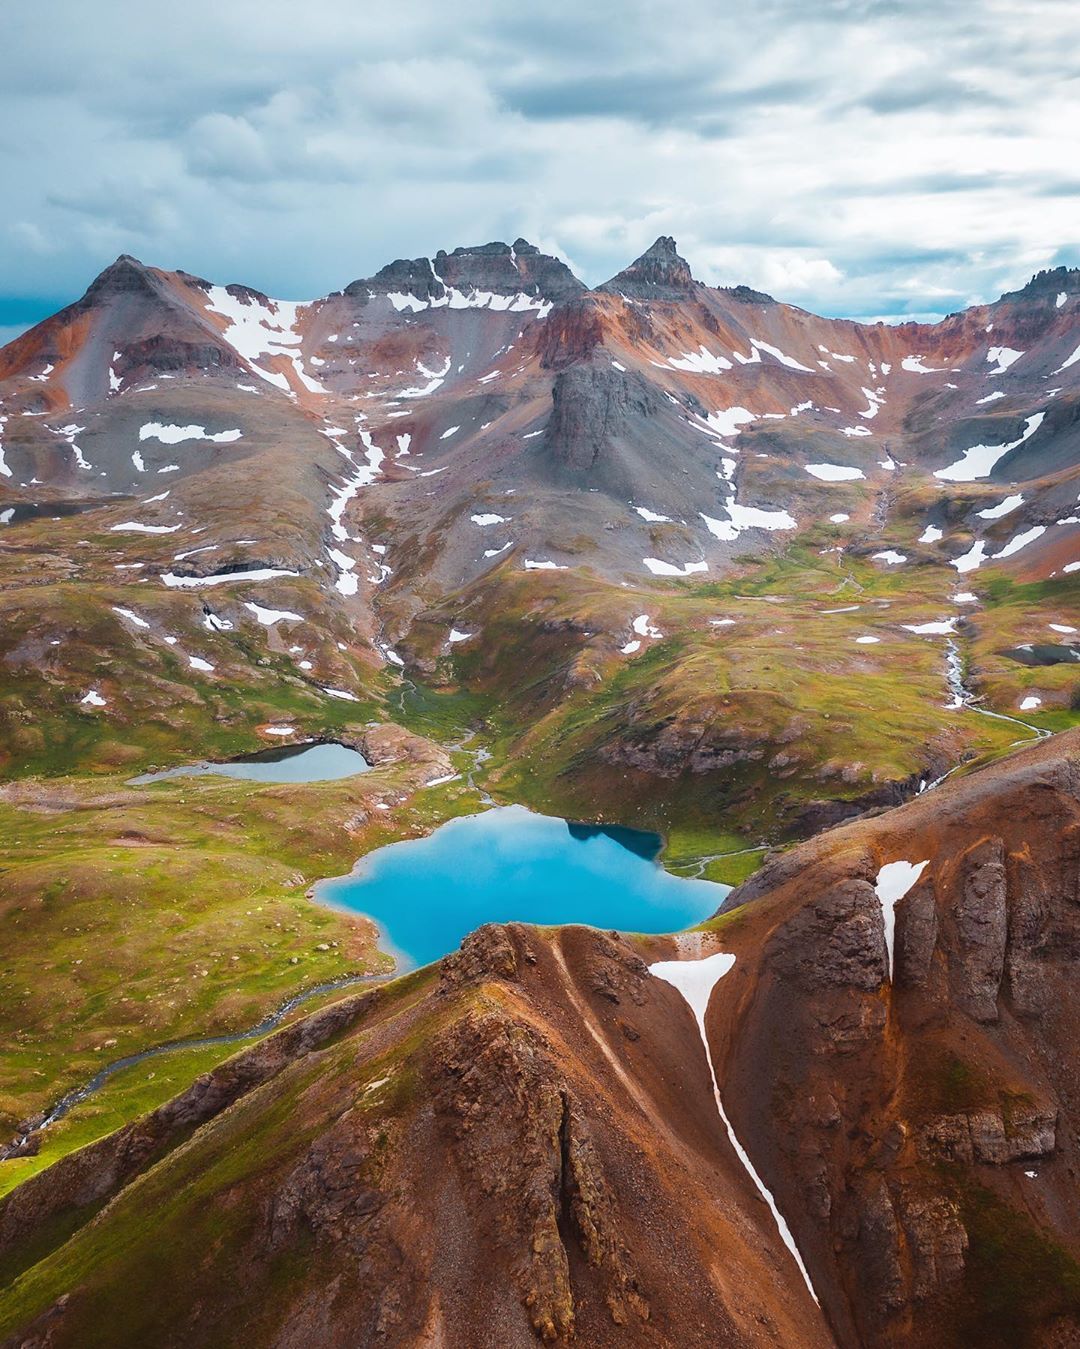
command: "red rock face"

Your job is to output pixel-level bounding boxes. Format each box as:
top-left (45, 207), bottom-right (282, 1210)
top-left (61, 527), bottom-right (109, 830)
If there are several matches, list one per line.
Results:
top-left (4, 731), bottom-right (1080, 1347)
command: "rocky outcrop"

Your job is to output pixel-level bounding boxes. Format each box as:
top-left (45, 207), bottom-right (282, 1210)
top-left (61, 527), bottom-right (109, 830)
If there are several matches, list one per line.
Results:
top-left (344, 255), bottom-right (445, 302)
top-left (599, 723), bottom-right (766, 777)
top-left (948, 838), bottom-right (1007, 1022)
top-left (344, 240), bottom-right (584, 304)
top-left (75, 254), bottom-right (163, 307)
top-left (599, 236), bottom-right (697, 299)
top-left (917, 1104), bottom-right (1057, 1165)
top-left (434, 1007), bottom-right (648, 1341)
top-left (535, 297), bottom-right (607, 369)
top-left (543, 361), bottom-right (665, 474)
top-left (113, 333), bottom-right (244, 376)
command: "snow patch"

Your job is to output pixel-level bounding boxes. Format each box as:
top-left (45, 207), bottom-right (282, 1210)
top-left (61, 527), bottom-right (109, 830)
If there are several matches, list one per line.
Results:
top-left (649, 953), bottom-right (820, 1305)
top-left (643, 558), bottom-right (707, 577)
top-left (244, 601), bottom-right (302, 625)
top-left (161, 568), bottom-right (299, 588)
top-left (986, 346), bottom-right (1023, 377)
top-left (702, 406), bottom-right (757, 439)
top-left (903, 619), bottom-right (956, 635)
top-left (667, 346), bottom-right (733, 374)
top-left (1052, 343), bottom-right (1080, 375)
top-left (139, 423), bottom-right (242, 445)
top-left (110, 522), bottom-right (182, 534)
top-left (902, 355), bottom-right (945, 374)
top-left (874, 860), bottom-right (929, 977)
top-left (977, 494), bottom-right (1024, 520)
top-left (992, 525), bottom-right (1045, 559)
top-left (320, 686), bottom-right (362, 701)
top-left (805, 463), bottom-right (865, 482)
top-left (951, 541), bottom-right (988, 574)
top-left (934, 413), bottom-right (1044, 482)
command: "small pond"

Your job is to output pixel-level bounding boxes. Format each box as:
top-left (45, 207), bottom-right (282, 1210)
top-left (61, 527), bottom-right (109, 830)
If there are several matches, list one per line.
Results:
top-left (315, 804), bottom-right (727, 969)
top-left (1002, 643), bottom-right (1080, 667)
top-left (0, 500), bottom-right (104, 526)
top-left (129, 740), bottom-right (371, 785)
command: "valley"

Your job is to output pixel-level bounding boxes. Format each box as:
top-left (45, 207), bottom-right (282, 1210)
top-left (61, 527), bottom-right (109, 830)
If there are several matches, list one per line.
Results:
top-left (1, 236), bottom-right (1079, 1345)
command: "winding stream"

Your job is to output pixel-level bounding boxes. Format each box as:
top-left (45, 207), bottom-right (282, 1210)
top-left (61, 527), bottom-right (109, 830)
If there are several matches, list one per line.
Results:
top-left (922, 639), bottom-right (1050, 792)
top-left (2, 971), bottom-right (388, 1159)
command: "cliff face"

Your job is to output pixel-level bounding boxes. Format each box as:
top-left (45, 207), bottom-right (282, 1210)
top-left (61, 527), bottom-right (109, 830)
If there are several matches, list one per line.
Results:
top-left (4, 731), bottom-right (1080, 1348)
top-left (718, 729), bottom-right (1080, 1347)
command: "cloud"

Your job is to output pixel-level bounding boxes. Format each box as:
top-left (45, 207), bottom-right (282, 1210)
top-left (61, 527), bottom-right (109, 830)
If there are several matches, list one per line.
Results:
top-left (0, 0), bottom-right (1078, 320)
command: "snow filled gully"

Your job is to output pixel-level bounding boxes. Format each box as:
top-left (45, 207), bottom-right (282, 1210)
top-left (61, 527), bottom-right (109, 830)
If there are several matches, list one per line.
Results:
top-left (649, 952), bottom-right (821, 1306)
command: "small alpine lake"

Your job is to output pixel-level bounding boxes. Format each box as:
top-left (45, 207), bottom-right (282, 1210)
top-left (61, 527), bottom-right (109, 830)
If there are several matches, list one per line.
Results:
top-left (314, 804), bottom-right (728, 969)
top-left (129, 740), bottom-right (371, 786)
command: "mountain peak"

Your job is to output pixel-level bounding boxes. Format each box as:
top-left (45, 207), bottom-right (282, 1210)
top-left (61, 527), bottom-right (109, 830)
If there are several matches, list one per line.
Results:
top-left (998, 264), bottom-right (1079, 305)
top-left (345, 240), bottom-right (584, 303)
top-left (79, 254), bottom-right (160, 307)
top-left (598, 236), bottom-right (696, 299)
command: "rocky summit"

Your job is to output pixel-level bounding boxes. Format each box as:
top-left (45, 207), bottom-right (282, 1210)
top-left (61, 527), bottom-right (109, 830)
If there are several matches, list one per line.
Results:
top-left (1, 238), bottom-right (1080, 1348)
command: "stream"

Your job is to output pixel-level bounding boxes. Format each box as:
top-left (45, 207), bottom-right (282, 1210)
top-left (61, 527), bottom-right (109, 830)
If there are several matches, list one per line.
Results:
top-left (2, 971), bottom-right (389, 1160)
top-left (922, 639), bottom-right (1050, 792)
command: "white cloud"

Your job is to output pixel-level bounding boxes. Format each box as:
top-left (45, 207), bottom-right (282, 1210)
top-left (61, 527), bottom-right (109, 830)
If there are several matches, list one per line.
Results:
top-left (0, 0), bottom-right (1077, 320)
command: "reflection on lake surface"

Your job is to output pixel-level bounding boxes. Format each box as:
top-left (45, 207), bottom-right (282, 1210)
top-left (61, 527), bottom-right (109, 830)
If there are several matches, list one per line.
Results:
top-left (129, 741), bottom-right (370, 785)
top-left (315, 804), bottom-right (726, 969)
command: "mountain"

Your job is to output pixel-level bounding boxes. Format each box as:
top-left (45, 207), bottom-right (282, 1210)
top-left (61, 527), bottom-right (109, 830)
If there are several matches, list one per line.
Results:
top-left (3, 727), bottom-right (1080, 1348)
top-left (2, 236), bottom-right (1080, 1346)
top-left (1, 238), bottom-right (1077, 840)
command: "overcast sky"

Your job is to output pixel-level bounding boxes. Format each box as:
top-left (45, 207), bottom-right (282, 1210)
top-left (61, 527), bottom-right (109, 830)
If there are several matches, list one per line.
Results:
top-left (2, 0), bottom-right (1078, 343)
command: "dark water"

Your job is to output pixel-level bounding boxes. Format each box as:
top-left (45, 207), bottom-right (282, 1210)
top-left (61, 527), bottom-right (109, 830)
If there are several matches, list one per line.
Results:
top-left (129, 741), bottom-right (371, 785)
top-left (1003, 643), bottom-right (1080, 667)
top-left (0, 500), bottom-right (103, 525)
top-left (315, 804), bottom-right (726, 969)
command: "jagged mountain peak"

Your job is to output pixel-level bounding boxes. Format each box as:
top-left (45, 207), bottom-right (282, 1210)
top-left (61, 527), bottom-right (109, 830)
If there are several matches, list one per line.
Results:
top-left (344, 239), bottom-right (585, 303)
top-left (998, 263), bottom-right (1080, 305)
top-left (599, 235), bottom-right (697, 299)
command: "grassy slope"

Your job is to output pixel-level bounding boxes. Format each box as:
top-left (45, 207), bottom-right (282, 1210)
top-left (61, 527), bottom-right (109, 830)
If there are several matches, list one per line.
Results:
top-left (0, 965), bottom-right (445, 1343)
top-left (0, 760), bottom-right (488, 1194)
top-left (441, 545), bottom-right (1073, 841)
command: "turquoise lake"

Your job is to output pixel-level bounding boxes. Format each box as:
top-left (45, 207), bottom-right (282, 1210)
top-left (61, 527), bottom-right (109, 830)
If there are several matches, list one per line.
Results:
top-left (315, 804), bottom-right (728, 969)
